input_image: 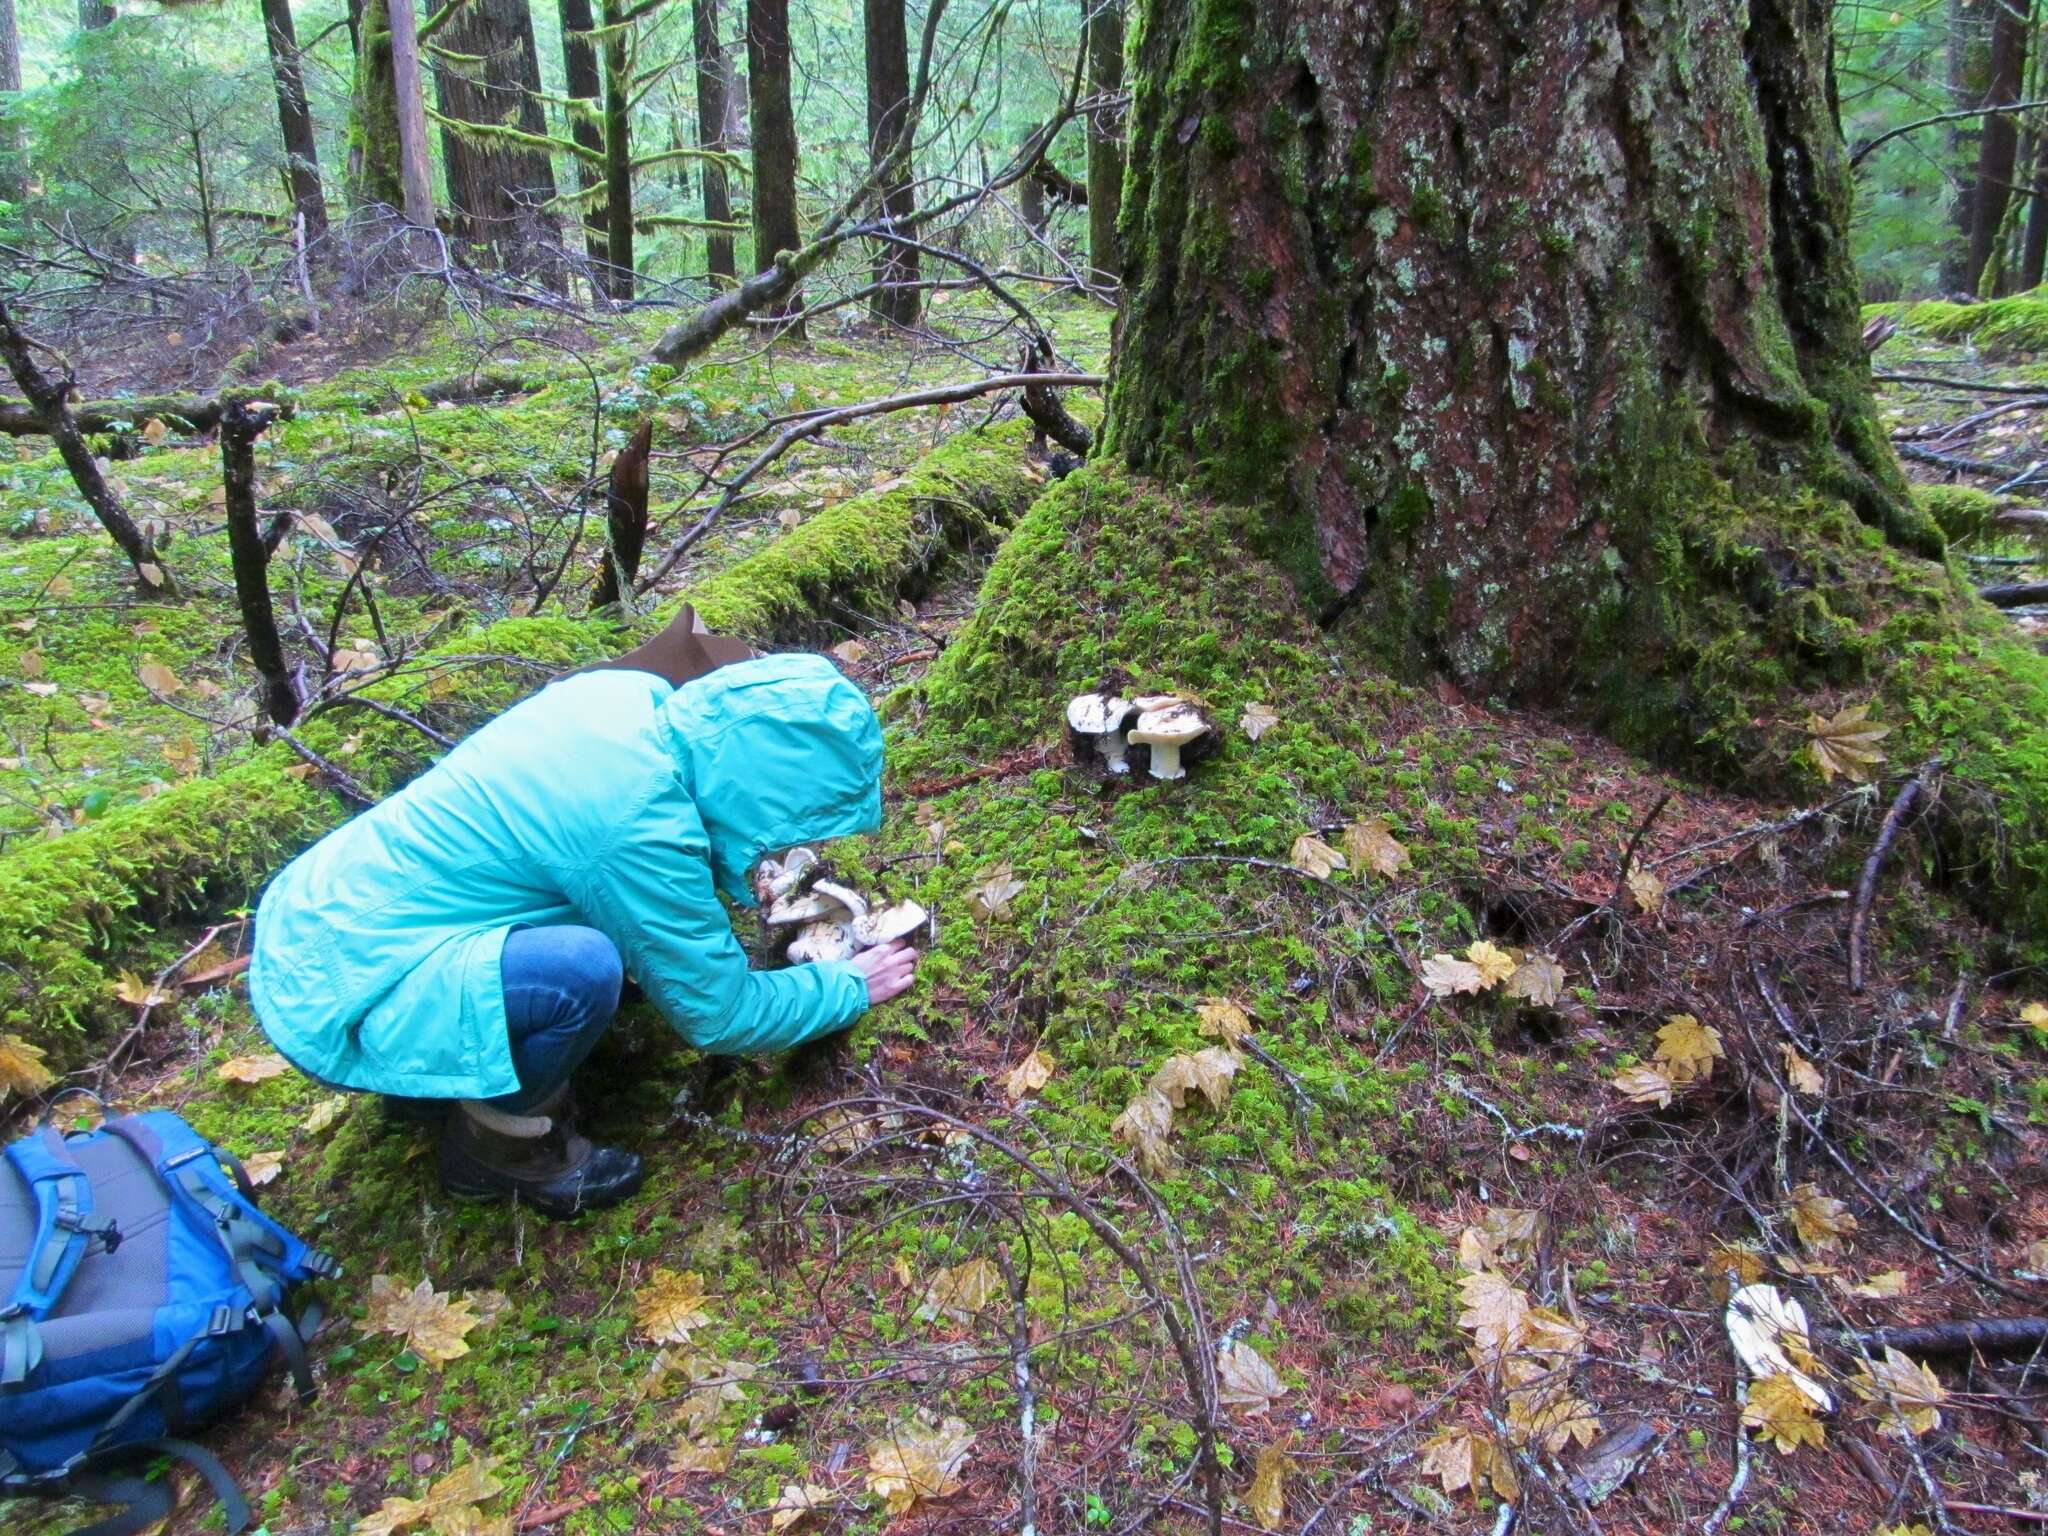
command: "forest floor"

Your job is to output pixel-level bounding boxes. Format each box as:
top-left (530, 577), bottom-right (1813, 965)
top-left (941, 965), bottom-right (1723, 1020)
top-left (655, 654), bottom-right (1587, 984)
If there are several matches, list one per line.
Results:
top-left (0, 292), bottom-right (2044, 1536)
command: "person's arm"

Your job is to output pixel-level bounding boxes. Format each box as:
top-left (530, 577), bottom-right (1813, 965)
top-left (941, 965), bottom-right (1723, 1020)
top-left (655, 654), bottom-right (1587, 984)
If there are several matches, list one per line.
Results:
top-left (566, 793), bottom-right (876, 1056)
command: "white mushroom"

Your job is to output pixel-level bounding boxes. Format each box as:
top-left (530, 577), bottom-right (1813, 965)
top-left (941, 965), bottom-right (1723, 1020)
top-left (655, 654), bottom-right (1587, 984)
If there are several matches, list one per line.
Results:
top-left (853, 899), bottom-right (929, 949)
top-left (788, 921), bottom-right (858, 964)
top-left (809, 880), bottom-right (868, 924)
top-left (1127, 701), bottom-right (1210, 781)
top-left (752, 845), bottom-right (820, 906)
top-left (1067, 691), bottom-right (1135, 773)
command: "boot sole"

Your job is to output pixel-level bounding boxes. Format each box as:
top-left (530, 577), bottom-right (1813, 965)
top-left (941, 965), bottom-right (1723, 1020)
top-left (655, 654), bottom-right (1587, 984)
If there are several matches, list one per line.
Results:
top-left (437, 1158), bottom-right (649, 1220)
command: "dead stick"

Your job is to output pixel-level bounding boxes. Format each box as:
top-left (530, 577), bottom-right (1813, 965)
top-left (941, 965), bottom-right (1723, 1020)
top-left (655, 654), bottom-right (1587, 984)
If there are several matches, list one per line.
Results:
top-left (514, 1489), bottom-right (606, 1530)
top-left (1610, 792), bottom-right (1671, 914)
top-left (1945, 1503), bottom-right (2048, 1525)
top-left (1827, 1318), bottom-right (2048, 1356)
top-left (1848, 762), bottom-right (1938, 994)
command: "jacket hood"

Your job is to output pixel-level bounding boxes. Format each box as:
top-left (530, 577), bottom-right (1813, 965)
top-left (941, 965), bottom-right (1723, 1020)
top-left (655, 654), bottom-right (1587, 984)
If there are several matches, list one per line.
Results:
top-left (661, 652), bottom-right (884, 904)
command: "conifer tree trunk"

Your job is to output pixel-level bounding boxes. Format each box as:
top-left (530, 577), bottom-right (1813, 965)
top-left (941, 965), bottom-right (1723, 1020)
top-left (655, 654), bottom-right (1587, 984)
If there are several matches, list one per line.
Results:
top-left (1944, 0), bottom-right (1985, 291)
top-left (1105, 0), bottom-right (1966, 776)
top-left (428, 0), bottom-right (556, 257)
top-left (692, 0), bottom-right (736, 286)
top-left (1084, 0), bottom-right (1124, 284)
top-left (747, 0), bottom-right (804, 332)
top-left (0, 0), bottom-right (23, 204)
top-left (1965, 0), bottom-right (2032, 294)
top-left (387, 0), bottom-right (436, 225)
top-left (864, 0), bottom-right (919, 326)
top-left (261, 0), bottom-right (330, 242)
top-left (599, 0), bottom-right (634, 298)
top-left (351, 0), bottom-right (434, 223)
top-left (558, 0), bottom-right (610, 271)
top-left (78, 0), bottom-right (112, 30)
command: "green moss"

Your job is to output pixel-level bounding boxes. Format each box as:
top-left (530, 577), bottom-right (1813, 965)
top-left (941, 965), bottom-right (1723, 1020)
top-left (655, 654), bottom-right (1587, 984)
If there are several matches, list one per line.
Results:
top-left (1912, 483), bottom-right (2012, 543)
top-left (1894, 291), bottom-right (2048, 355)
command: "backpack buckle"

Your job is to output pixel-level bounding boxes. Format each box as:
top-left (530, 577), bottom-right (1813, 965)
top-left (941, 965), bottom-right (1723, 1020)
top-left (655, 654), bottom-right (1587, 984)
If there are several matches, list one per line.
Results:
top-left (207, 1304), bottom-right (241, 1337)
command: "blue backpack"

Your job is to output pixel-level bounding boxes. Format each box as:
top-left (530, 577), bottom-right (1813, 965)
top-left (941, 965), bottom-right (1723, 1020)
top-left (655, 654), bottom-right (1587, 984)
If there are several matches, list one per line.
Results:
top-left (0, 1108), bottom-right (336, 1536)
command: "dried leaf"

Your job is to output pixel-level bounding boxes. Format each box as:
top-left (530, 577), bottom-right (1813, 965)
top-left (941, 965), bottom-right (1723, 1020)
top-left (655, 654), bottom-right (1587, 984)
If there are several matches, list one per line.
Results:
top-left (1246, 1445), bottom-right (1288, 1531)
top-left (1780, 1043), bottom-right (1824, 1096)
top-left (1196, 996), bottom-right (1254, 1044)
top-left (359, 1275), bottom-right (480, 1366)
top-left (17, 647), bottom-right (41, 679)
top-left (766, 1483), bottom-right (833, 1529)
top-left (915, 1257), bottom-right (1003, 1325)
top-left (668, 1437), bottom-right (734, 1475)
top-left (1421, 954), bottom-right (1486, 999)
top-left (635, 1269), bottom-right (717, 1344)
top-left (1504, 953), bottom-right (1566, 1007)
top-left (1417, 1427), bottom-right (1516, 1502)
top-left (303, 1095), bottom-right (348, 1135)
top-left (1726, 1284), bottom-right (1830, 1410)
top-left (1851, 1347), bottom-right (1945, 1437)
top-left (217, 1053), bottom-right (288, 1084)
top-left (865, 1414), bottom-right (973, 1515)
top-left (141, 417), bottom-right (168, 445)
top-left (1288, 834), bottom-right (1346, 879)
top-left (21, 681), bottom-right (57, 697)
top-left (1003, 1049), bottom-right (1054, 1099)
top-left (2024, 1239), bottom-right (2048, 1275)
top-left (161, 737), bottom-right (200, 777)
top-left (1611, 1063), bottom-right (1674, 1107)
top-left (830, 639), bottom-right (867, 664)
top-left (0, 1034), bottom-right (55, 1099)
top-left (355, 1456), bottom-right (506, 1536)
top-left (1341, 817), bottom-right (1411, 877)
top-left (1505, 1378), bottom-right (1601, 1454)
top-left (1239, 702), bottom-right (1280, 741)
top-left (1806, 703), bottom-right (1889, 785)
top-left (1654, 1015), bottom-right (1724, 1084)
top-left (1626, 869), bottom-right (1666, 914)
top-left (1110, 1087), bottom-right (1176, 1177)
top-left (137, 660), bottom-right (183, 695)
top-left (1217, 1339), bottom-right (1287, 1414)
top-left (1835, 1270), bottom-right (1908, 1300)
top-left (972, 863), bottom-right (1026, 919)
top-left (1706, 1242), bottom-right (1768, 1301)
top-left (1457, 1269), bottom-right (1531, 1358)
top-left (776, 509), bottom-right (804, 531)
top-left (1465, 941), bottom-right (1518, 990)
top-left (1743, 1372), bottom-right (1828, 1453)
top-left (2020, 1001), bottom-right (2048, 1030)
top-left (1786, 1183), bottom-right (1858, 1254)
top-left (241, 1150), bottom-right (285, 1186)
top-left (1150, 1046), bottom-right (1241, 1111)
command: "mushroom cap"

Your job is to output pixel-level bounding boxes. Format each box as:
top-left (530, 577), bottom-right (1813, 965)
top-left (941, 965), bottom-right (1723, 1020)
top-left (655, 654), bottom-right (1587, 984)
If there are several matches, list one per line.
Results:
top-left (1130, 692), bottom-right (1187, 713)
top-left (787, 921), bottom-right (857, 964)
top-left (753, 844), bottom-right (821, 905)
top-left (1127, 702), bottom-right (1210, 746)
top-left (810, 879), bottom-right (869, 924)
top-left (853, 898), bottom-right (929, 948)
top-left (765, 886), bottom-right (855, 925)
top-left (1066, 691), bottom-right (1132, 736)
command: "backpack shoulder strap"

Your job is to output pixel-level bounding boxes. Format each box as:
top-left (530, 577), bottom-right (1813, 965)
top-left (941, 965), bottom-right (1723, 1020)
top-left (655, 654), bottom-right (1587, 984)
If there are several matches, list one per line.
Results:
top-left (1, 1126), bottom-right (119, 1387)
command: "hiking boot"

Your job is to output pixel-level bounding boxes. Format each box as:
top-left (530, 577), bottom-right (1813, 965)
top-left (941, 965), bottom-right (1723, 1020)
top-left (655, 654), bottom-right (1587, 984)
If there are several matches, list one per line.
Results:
top-left (381, 1095), bottom-right (449, 1129)
top-left (436, 1092), bottom-right (646, 1219)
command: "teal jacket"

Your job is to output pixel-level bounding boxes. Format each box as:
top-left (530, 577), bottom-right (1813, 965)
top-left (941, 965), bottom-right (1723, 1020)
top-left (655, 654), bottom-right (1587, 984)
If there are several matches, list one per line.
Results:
top-left (248, 654), bottom-right (883, 1100)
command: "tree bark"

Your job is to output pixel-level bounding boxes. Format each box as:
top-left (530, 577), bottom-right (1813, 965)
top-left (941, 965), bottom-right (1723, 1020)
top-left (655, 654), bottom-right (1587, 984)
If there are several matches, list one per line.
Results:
top-left (78, 0), bottom-right (113, 29)
top-left (693, 0), bottom-right (736, 287)
top-left (557, 0), bottom-right (609, 272)
top-left (747, 0), bottom-right (804, 333)
top-left (1965, 0), bottom-right (2032, 294)
top-left (599, 0), bottom-right (634, 299)
top-left (864, 0), bottom-right (919, 326)
top-left (0, 0), bottom-right (24, 204)
top-left (219, 403), bottom-right (300, 725)
top-left (1105, 0), bottom-right (1947, 765)
top-left (261, 0), bottom-right (329, 242)
top-left (427, 0), bottom-right (556, 257)
top-left (350, 0), bottom-right (433, 223)
top-left (0, 297), bottom-right (172, 594)
top-left (589, 418), bottom-right (652, 608)
top-left (386, 0), bottom-right (436, 225)
top-left (1944, 0), bottom-right (1985, 292)
top-left (1084, 0), bottom-right (1124, 284)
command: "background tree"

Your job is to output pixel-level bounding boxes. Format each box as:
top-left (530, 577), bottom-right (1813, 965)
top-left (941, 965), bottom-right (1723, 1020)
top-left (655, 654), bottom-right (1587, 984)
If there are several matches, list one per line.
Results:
top-left (1083, 0), bottom-right (1121, 284)
top-left (863, 0), bottom-right (917, 325)
top-left (557, 0), bottom-right (609, 270)
top-left (747, 0), bottom-right (802, 330)
top-left (349, 0), bottom-right (434, 224)
top-left (423, 0), bottom-right (556, 259)
top-left (691, 0), bottom-right (735, 286)
top-left (0, 0), bottom-right (21, 206)
top-left (1963, 0), bottom-right (2031, 293)
top-left (78, 0), bottom-right (112, 32)
top-left (259, 0), bottom-right (327, 241)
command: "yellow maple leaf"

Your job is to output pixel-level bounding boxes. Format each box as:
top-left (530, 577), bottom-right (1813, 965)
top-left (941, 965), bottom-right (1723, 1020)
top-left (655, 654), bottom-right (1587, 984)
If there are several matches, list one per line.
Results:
top-left (1465, 941), bottom-right (1518, 990)
top-left (1288, 833), bottom-right (1347, 879)
top-left (1196, 997), bottom-right (1254, 1044)
top-left (972, 863), bottom-right (1026, 919)
top-left (1240, 702), bottom-right (1280, 741)
top-left (1246, 1445), bottom-right (1288, 1530)
top-left (865, 1414), bottom-right (973, 1515)
top-left (356, 1456), bottom-right (506, 1536)
top-left (1421, 954), bottom-right (1486, 999)
top-left (1341, 817), bottom-right (1411, 877)
top-left (1706, 1241), bottom-right (1768, 1301)
top-left (1654, 1015), bottom-right (1724, 1084)
top-left (1781, 1043), bottom-right (1824, 1096)
top-left (1504, 953), bottom-right (1566, 1007)
top-left (1506, 1377), bottom-right (1601, 1454)
top-left (1851, 1347), bottom-right (1945, 1437)
top-left (217, 1053), bottom-right (288, 1084)
top-left (668, 1437), bottom-right (734, 1475)
top-left (2020, 1001), bottom-right (2048, 1030)
top-left (915, 1257), bottom-right (1003, 1325)
top-left (136, 659), bottom-right (183, 695)
top-left (1003, 1048), bottom-right (1054, 1099)
top-left (1217, 1339), bottom-right (1288, 1413)
top-left (359, 1275), bottom-right (481, 1366)
top-left (1786, 1183), bottom-right (1858, 1253)
top-left (1805, 703), bottom-right (1889, 785)
top-left (1626, 869), bottom-right (1666, 914)
top-left (0, 1034), bottom-right (54, 1099)
top-left (1836, 1270), bottom-right (1908, 1300)
top-left (1743, 1372), bottom-right (1828, 1453)
top-left (1111, 1087), bottom-right (1176, 1174)
top-left (1457, 1269), bottom-right (1530, 1358)
top-left (1612, 1063), bottom-right (1675, 1107)
top-left (765, 1482), bottom-right (833, 1529)
top-left (111, 971), bottom-right (172, 1009)
top-left (241, 1150), bottom-right (285, 1186)
top-left (303, 1095), bottom-right (348, 1135)
top-left (634, 1269), bottom-right (717, 1344)
top-left (1416, 1427), bottom-right (1517, 1502)
top-left (1150, 1046), bottom-right (1242, 1110)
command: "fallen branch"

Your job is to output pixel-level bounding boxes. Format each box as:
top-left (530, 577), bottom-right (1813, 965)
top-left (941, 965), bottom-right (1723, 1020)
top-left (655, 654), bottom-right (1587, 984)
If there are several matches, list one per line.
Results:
top-left (1829, 1318), bottom-right (2048, 1357)
top-left (1979, 580), bottom-right (2048, 607)
top-left (1875, 372), bottom-right (2048, 396)
top-left (894, 744), bottom-right (1056, 800)
top-left (1848, 761), bottom-right (1937, 993)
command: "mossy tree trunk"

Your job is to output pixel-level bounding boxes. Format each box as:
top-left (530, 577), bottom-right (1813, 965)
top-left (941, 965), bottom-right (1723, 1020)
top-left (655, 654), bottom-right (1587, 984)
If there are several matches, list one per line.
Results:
top-left (691, 0), bottom-right (737, 286)
top-left (1963, 0), bottom-right (2031, 295)
top-left (1106, 0), bottom-right (1966, 774)
top-left (1084, 0), bottom-right (1124, 284)
top-left (427, 0), bottom-right (557, 258)
top-left (557, 0), bottom-right (610, 272)
top-left (747, 0), bottom-right (804, 333)
top-left (863, 0), bottom-right (919, 327)
top-left (260, 0), bottom-right (329, 242)
top-left (351, 0), bottom-right (434, 224)
top-left (600, 0), bottom-right (634, 299)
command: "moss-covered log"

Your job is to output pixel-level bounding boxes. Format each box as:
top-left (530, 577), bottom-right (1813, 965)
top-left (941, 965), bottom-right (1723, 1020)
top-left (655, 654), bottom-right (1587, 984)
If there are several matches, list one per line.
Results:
top-left (0, 423), bottom-right (1043, 1071)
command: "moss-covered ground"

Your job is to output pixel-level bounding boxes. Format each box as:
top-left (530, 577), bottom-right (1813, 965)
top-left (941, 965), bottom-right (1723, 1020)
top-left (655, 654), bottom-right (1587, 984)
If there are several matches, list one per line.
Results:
top-left (1, 301), bottom-right (2044, 1536)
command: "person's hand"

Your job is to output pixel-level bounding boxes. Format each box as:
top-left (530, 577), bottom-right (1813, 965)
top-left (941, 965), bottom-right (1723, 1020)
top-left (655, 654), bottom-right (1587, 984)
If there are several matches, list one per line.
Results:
top-left (852, 941), bottom-right (919, 1005)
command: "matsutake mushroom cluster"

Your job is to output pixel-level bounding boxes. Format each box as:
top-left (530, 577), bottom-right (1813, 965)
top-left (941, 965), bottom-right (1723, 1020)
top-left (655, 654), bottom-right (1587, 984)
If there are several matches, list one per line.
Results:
top-left (754, 846), bottom-right (928, 965)
top-left (1064, 689), bottom-right (1215, 780)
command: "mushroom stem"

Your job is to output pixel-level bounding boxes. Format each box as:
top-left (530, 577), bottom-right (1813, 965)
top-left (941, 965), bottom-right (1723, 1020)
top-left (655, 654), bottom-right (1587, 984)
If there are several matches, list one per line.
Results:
top-left (1146, 742), bottom-right (1185, 780)
top-left (1099, 732), bottom-right (1130, 773)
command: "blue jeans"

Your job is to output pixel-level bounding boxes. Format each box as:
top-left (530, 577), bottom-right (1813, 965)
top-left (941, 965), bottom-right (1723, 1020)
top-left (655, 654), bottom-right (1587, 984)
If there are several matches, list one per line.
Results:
top-left (487, 926), bottom-right (623, 1112)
